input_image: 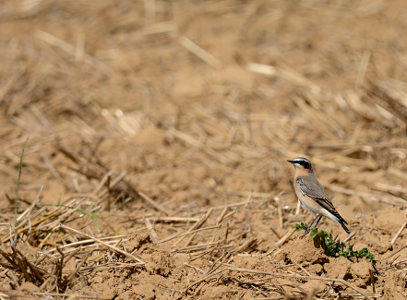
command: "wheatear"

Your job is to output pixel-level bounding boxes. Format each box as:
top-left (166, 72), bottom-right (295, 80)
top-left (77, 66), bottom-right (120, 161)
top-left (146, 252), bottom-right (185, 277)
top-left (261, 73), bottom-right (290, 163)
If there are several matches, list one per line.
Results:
top-left (288, 157), bottom-right (350, 238)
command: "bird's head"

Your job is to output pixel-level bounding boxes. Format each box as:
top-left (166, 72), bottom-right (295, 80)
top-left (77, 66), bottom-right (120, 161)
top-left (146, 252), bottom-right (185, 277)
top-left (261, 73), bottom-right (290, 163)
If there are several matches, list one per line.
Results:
top-left (287, 157), bottom-right (313, 173)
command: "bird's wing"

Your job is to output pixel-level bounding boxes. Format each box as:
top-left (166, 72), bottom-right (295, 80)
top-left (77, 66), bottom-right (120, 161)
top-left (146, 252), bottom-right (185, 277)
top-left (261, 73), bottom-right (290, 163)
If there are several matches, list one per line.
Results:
top-left (296, 175), bottom-right (348, 225)
top-left (296, 175), bottom-right (337, 213)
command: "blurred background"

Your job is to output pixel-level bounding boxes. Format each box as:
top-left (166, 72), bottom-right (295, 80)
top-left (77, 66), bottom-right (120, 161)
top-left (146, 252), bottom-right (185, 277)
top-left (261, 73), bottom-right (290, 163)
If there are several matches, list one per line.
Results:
top-left (1, 0), bottom-right (407, 201)
top-left (0, 0), bottom-right (406, 298)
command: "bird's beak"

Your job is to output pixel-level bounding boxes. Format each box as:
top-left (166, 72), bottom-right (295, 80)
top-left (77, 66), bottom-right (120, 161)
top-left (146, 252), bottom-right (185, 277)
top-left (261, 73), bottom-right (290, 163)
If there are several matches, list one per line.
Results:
top-left (287, 160), bottom-right (295, 164)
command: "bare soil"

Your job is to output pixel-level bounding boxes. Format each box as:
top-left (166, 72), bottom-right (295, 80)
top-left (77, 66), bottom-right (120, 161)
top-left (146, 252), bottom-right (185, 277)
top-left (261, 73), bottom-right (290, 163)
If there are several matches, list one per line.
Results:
top-left (0, 0), bottom-right (406, 299)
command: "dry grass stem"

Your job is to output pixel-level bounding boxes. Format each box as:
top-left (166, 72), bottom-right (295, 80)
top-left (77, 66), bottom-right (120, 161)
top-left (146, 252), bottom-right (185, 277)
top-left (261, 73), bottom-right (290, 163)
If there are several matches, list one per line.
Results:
top-left (391, 222), bottom-right (406, 247)
top-left (59, 224), bottom-right (145, 264)
top-left (139, 191), bottom-right (171, 216)
top-left (179, 36), bottom-right (221, 68)
top-left (144, 218), bottom-right (159, 244)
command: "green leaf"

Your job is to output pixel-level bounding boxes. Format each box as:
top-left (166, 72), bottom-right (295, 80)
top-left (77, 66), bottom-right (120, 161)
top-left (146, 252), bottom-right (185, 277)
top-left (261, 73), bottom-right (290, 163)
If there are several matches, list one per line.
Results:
top-left (296, 226), bottom-right (377, 267)
top-left (310, 228), bottom-right (319, 238)
top-left (294, 222), bottom-right (309, 230)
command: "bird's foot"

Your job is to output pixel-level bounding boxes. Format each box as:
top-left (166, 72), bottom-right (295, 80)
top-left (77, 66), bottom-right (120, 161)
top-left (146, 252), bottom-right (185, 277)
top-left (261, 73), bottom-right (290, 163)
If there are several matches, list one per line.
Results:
top-left (300, 226), bottom-right (311, 238)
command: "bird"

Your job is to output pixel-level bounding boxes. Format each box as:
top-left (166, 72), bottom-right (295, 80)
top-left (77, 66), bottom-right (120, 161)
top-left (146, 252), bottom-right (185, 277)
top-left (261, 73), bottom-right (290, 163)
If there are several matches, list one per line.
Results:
top-left (287, 157), bottom-right (350, 238)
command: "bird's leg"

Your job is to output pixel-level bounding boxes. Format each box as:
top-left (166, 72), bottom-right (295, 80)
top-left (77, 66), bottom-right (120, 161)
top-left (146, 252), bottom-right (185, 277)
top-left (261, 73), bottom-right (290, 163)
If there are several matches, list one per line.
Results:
top-left (301, 216), bottom-right (322, 238)
top-left (311, 215), bottom-right (322, 231)
top-left (300, 215), bottom-right (319, 238)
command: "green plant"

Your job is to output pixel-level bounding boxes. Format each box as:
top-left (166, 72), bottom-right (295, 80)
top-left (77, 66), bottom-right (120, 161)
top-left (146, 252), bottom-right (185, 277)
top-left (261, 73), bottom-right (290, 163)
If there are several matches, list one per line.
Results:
top-left (294, 222), bottom-right (376, 266)
top-left (77, 208), bottom-right (103, 232)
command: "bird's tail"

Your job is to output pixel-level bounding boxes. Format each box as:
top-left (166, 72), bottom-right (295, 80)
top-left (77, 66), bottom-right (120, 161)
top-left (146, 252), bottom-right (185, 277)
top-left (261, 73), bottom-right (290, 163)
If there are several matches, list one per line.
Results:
top-left (330, 210), bottom-right (350, 234)
top-left (339, 219), bottom-right (350, 234)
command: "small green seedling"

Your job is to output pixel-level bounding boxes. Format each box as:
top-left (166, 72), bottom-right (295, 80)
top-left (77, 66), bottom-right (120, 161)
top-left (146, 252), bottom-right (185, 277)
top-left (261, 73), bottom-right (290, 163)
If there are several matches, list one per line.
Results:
top-left (294, 222), bottom-right (376, 266)
top-left (77, 208), bottom-right (102, 232)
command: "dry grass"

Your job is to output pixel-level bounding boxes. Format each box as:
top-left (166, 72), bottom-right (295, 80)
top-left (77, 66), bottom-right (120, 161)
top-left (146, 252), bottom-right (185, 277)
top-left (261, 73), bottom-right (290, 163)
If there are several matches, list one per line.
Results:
top-left (0, 0), bottom-right (406, 299)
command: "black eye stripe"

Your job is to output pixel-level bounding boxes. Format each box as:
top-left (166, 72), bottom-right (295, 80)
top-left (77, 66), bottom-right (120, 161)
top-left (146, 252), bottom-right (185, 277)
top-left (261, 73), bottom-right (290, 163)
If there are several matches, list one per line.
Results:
top-left (290, 158), bottom-right (312, 169)
top-left (294, 160), bottom-right (310, 169)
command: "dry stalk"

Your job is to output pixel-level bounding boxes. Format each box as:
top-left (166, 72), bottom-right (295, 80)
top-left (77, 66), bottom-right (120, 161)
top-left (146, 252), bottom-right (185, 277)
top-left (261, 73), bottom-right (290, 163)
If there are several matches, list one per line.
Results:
top-left (179, 36), bottom-right (221, 68)
top-left (59, 224), bottom-right (145, 265)
top-left (144, 218), bottom-right (159, 244)
top-left (138, 191), bottom-right (171, 215)
top-left (225, 266), bottom-right (372, 299)
top-left (174, 208), bottom-right (214, 247)
top-left (391, 222), bottom-right (406, 247)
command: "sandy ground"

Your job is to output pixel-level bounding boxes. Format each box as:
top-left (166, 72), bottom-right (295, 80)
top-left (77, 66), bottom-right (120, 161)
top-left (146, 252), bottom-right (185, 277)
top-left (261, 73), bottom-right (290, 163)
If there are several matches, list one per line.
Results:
top-left (0, 0), bottom-right (406, 299)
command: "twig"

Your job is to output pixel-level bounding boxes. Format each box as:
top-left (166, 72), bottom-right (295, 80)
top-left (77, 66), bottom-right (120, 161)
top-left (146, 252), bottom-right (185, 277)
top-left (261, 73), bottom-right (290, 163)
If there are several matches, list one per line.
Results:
top-left (175, 208), bottom-right (214, 246)
top-left (179, 36), bottom-right (221, 68)
top-left (273, 227), bottom-right (299, 247)
top-left (30, 292), bottom-right (110, 299)
top-left (391, 222), bottom-right (406, 247)
top-left (246, 62), bottom-right (276, 76)
top-left (16, 184), bottom-right (43, 223)
top-left (159, 225), bottom-right (220, 244)
top-left (36, 30), bottom-right (111, 75)
top-left (369, 269), bottom-right (376, 296)
top-left (216, 204), bottom-right (229, 225)
top-left (184, 268), bottom-right (224, 292)
top-left (343, 232), bottom-right (356, 243)
top-left (60, 253), bottom-right (90, 291)
top-left (175, 242), bottom-right (229, 253)
top-left (183, 263), bottom-right (204, 274)
top-left (225, 266), bottom-right (371, 299)
top-left (59, 224), bottom-right (145, 264)
top-left (152, 216), bottom-right (200, 223)
top-left (144, 218), bottom-right (159, 244)
top-left (41, 235), bottom-right (128, 256)
top-left (93, 169), bottom-right (116, 195)
top-left (138, 192), bottom-right (170, 215)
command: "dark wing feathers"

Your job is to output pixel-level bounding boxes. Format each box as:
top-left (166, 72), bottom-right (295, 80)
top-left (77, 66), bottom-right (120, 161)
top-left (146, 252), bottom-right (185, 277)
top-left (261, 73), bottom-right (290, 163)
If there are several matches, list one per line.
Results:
top-left (296, 176), bottom-right (347, 224)
top-left (295, 177), bottom-right (330, 202)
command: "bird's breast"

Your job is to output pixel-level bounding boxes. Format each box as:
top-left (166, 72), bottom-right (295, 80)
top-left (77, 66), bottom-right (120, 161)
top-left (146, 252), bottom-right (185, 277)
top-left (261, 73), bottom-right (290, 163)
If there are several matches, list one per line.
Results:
top-left (293, 182), bottom-right (319, 216)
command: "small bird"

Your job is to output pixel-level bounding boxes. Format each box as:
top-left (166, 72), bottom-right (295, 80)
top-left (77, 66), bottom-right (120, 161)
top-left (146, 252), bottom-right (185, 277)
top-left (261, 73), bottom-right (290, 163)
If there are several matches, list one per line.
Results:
top-left (288, 157), bottom-right (350, 238)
